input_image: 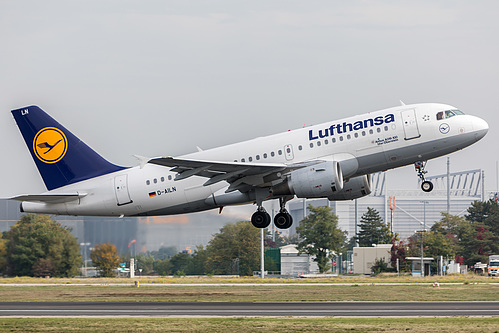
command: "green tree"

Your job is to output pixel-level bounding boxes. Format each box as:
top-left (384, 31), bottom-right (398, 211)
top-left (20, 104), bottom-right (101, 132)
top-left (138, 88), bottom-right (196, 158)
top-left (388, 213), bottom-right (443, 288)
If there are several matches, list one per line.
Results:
top-left (357, 207), bottom-right (392, 247)
top-left (154, 258), bottom-right (171, 276)
top-left (169, 252), bottom-right (192, 275)
top-left (296, 205), bottom-right (346, 273)
top-left (32, 258), bottom-right (56, 277)
top-left (90, 243), bottom-right (121, 277)
top-left (3, 214), bottom-right (81, 277)
top-left (206, 221), bottom-right (260, 276)
top-left (149, 246), bottom-right (177, 260)
top-left (134, 253), bottom-right (155, 275)
top-left (0, 237), bottom-right (8, 275)
top-left (189, 246), bottom-right (209, 275)
top-left (464, 200), bottom-right (499, 264)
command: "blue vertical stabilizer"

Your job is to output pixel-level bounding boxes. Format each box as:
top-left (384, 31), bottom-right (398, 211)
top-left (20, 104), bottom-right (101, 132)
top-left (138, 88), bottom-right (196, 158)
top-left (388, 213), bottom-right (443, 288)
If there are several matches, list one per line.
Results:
top-left (11, 106), bottom-right (127, 190)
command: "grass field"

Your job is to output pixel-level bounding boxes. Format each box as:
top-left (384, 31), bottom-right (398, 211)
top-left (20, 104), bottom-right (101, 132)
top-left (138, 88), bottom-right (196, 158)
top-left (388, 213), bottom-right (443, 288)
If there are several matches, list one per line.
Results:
top-left (0, 283), bottom-right (498, 302)
top-left (0, 318), bottom-right (498, 333)
top-left (0, 273), bottom-right (495, 285)
top-left (1, 275), bottom-right (497, 332)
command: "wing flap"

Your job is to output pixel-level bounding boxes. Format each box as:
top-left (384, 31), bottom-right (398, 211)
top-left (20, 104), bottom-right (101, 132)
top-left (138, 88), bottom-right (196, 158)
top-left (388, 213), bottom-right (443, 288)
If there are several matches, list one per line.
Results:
top-left (148, 156), bottom-right (289, 188)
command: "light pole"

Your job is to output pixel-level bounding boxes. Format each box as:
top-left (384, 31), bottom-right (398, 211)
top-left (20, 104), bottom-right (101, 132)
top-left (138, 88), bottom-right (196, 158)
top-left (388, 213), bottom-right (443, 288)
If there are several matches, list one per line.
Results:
top-left (419, 201), bottom-right (429, 277)
top-left (80, 242), bottom-right (91, 277)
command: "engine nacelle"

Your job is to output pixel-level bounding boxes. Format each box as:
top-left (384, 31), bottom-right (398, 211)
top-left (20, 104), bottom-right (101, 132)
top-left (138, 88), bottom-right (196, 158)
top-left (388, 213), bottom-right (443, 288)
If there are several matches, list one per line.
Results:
top-left (327, 174), bottom-right (372, 200)
top-left (288, 161), bottom-right (344, 198)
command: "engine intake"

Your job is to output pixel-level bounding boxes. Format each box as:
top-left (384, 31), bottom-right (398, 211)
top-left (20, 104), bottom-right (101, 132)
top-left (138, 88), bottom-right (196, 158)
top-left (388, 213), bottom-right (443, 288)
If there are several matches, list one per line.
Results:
top-left (287, 161), bottom-right (344, 198)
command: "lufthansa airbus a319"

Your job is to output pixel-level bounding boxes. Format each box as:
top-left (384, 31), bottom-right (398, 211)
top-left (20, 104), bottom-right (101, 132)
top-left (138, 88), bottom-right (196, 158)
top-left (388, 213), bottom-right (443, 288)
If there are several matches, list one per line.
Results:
top-left (6, 103), bottom-right (488, 229)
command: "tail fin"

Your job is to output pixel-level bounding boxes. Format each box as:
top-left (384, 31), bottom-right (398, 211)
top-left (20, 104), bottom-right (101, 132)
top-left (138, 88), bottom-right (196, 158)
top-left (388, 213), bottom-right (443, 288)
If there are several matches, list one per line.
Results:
top-left (11, 105), bottom-right (126, 190)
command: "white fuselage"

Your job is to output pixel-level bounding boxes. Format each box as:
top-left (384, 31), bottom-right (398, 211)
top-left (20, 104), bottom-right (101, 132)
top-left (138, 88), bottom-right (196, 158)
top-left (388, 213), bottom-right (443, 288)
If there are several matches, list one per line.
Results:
top-left (21, 103), bottom-right (488, 216)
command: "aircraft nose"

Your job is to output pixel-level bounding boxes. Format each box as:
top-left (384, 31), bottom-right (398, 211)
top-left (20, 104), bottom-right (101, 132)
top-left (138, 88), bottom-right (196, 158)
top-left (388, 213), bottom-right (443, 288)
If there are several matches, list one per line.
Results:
top-left (472, 116), bottom-right (489, 141)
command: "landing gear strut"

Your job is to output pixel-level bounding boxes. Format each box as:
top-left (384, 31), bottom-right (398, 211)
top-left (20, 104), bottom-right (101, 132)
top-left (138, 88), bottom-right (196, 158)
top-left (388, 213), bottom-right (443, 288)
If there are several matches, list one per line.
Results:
top-left (415, 161), bottom-right (434, 192)
top-left (274, 197), bottom-right (293, 229)
top-left (251, 196), bottom-right (293, 229)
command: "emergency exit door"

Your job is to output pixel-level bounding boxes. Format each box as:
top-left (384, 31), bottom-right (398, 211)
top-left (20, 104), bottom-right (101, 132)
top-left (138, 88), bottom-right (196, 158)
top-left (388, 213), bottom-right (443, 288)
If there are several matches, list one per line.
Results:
top-left (115, 174), bottom-right (133, 206)
top-left (401, 109), bottom-right (421, 140)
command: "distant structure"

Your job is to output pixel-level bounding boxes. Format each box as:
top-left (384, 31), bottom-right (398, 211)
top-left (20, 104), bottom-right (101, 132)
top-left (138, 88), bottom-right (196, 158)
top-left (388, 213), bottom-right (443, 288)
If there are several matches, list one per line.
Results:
top-left (0, 200), bottom-right (233, 256)
top-left (289, 168), bottom-right (485, 240)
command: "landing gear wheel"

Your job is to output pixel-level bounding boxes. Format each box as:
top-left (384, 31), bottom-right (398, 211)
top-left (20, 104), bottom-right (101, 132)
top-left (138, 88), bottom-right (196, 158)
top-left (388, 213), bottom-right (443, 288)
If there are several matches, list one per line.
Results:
top-left (251, 211), bottom-right (271, 228)
top-left (274, 212), bottom-right (293, 229)
top-left (421, 180), bottom-right (434, 192)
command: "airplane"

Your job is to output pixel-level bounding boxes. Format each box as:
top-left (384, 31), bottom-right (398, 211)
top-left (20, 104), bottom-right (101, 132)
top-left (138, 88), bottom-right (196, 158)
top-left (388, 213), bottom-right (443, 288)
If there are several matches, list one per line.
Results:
top-left (6, 103), bottom-right (488, 229)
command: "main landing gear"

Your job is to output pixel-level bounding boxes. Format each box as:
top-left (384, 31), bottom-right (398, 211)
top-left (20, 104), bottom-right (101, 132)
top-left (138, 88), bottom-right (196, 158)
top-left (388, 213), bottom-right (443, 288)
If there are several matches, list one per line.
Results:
top-left (251, 197), bottom-right (293, 229)
top-left (415, 161), bottom-right (434, 192)
top-left (251, 208), bottom-right (271, 228)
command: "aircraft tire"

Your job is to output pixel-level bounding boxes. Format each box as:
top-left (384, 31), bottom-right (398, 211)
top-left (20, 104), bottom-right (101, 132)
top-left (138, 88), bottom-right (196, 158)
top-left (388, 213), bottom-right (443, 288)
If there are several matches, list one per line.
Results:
top-left (421, 180), bottom-right (434, 192)
top-left (274, 212), bottom-right (293, 229)
top-left (251, 211), bottom-right (271, 228)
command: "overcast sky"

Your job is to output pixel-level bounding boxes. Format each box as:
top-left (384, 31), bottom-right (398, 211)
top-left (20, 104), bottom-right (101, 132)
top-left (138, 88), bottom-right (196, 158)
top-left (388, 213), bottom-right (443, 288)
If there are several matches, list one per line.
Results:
top-left (1, 1), bottom-right (498, 205)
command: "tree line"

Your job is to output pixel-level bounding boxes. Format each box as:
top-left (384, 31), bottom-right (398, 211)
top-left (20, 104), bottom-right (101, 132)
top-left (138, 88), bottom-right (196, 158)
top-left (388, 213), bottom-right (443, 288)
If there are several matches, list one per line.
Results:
top-left (0, 199), bottom-right (497, 277)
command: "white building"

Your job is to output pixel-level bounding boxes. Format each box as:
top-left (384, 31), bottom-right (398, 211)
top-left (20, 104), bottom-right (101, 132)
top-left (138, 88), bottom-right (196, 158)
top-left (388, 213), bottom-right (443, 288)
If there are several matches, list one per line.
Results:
top-left (280, 244), bottom-right (321, 276)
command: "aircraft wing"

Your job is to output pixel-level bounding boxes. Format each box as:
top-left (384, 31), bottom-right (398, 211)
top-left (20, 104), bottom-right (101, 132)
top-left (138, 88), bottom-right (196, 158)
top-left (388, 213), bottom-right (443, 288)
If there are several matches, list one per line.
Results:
top-left (148, 156), bottom-right (300, 192)
top-left (8, 193), bottom-right (87, 204)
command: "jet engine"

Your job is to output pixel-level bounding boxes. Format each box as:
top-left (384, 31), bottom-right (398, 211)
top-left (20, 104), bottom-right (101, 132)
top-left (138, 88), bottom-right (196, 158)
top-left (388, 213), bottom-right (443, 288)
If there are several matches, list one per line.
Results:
top-left (287, 161), bottom-right (344, 198)
top-left (327, 174), bottom-right (372, 200)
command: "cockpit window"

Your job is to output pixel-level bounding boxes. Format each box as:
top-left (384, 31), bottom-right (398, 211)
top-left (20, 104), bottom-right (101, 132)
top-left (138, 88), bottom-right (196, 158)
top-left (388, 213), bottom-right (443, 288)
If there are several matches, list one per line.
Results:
top-left (437, 109), bottom-right (464, 121)
top-left (445, 110), bottom-right (456, 118)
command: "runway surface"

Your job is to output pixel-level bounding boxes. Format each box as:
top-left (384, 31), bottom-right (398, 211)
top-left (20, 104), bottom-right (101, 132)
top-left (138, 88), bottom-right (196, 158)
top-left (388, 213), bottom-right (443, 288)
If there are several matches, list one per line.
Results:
top-left (0, 301), bottom-right (498, 317)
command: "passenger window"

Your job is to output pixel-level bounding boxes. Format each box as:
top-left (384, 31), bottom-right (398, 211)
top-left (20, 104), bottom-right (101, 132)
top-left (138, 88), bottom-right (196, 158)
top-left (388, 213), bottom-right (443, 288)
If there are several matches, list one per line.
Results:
top-left (286, 147), bottom-right (291, 153)
top-left (298, 146), bottom-right (302, 151)
top-left (369, 129), bottom-right (373, 135)
top-left (362, 131), bottom-right (366, 136)
top-left (332, 138), bottom-right (336, 143)
top-left (354, 133), bottom-right (358, 138)
top-left (325, 139), bottom-right (328, 144)
top-left (310, 143), bottom-right (314, 148)
top-left (241, 158), bottom-right (245, 162)
top-left (384, 126), bottom-right (388, 131)
top-left (153, 178), bottom-right (157, 184)
top-left (168, 175), bottom-right (172, 180)
top-left (377, 128), bottom-right (381, 133)
top-left (278, 150), bottom-right (282, 155)
top-left (317, 141), bottom-right (321, 146)
top-left (249, 157), bottom-right (253, 162)
top-left (263, 153), bottom-right (268, 158)
top-left (271, 152), bottom-right (275, 157)
top-left (436, 111), bottom-right (444, 120)
top-left (161, 177), bottom-right (165, 182)
top-left (256, 155), bottom-right (260, 160)
top-left (347, 134), bottom-right (351, 140)
top-left (146, 180), bottom-right (150, 185)
top-left (339, 136), bottom-right (343, 141)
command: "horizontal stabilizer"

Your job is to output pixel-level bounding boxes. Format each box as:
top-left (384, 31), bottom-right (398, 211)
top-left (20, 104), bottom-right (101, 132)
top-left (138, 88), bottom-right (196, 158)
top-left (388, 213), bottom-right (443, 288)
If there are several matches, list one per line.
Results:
top-left (8, 193), bottom-right (87, 204)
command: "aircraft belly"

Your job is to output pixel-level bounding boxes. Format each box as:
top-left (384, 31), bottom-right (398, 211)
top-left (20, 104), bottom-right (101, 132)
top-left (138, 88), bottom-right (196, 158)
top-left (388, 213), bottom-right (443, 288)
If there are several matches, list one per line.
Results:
top-left (357, 132), bottom-right (478, 175)
top-left (134, 198), bottom-right (217, 216)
